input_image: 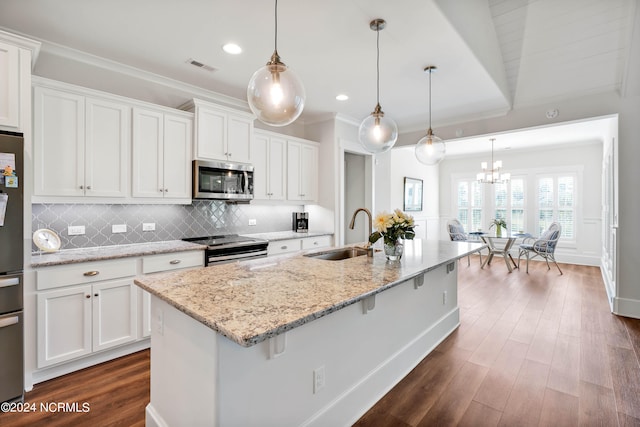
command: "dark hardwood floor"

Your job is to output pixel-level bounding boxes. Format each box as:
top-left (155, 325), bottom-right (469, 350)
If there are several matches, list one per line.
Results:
top-left (2, 258), bottom-right (639, 426)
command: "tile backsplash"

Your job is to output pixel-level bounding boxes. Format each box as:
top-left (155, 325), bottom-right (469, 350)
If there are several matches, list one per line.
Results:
top-left (32, 201), bottom-right (302, 251)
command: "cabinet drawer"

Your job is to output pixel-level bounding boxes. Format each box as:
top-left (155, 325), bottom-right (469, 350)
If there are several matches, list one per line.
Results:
top-left (301, 235), bottom-right (332, 250)
top-left (37, 259), bottom-right (137, 291)
top-left (268, 239), bottom-right (302, 255)
top-left (142, 251), bottom-right (204, 274)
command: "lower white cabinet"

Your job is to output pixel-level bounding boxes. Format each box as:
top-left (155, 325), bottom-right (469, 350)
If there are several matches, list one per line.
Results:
top-left (37, 278), bottom-right (137, 368)
top-left (35, 250), bottom-right (204, 370)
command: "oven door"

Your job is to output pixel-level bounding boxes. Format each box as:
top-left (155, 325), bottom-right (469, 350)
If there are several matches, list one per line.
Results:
top-left (193, 160), bottom-right (254, 200)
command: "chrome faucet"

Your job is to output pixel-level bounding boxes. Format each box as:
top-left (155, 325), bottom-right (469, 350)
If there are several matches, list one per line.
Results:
top-left (349, 208), bottom-right (374, 256)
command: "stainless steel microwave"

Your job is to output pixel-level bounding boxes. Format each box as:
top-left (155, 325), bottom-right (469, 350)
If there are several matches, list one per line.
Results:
top-left (193, 160), bottom-right (254, 201)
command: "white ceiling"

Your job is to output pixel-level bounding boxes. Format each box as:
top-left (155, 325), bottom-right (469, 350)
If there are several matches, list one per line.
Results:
top-left (0, 0), bottom-right (635, 151)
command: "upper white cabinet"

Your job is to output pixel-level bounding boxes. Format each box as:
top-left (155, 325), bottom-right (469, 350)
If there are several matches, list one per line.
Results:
top-left (0, 31), bottom-right (39, 132)
top-left (0, 41), bottom-right (19, 128)
top-left (183, 99), bottom-right (254, 163)
top-left (252, 129), bottom-right (286, 201)
top-left (132, 107), bottom-right (192, 199)
top-left (287, 138), bottom-right (318, 202)
top-left (33, 84), bottom-right (130, 198)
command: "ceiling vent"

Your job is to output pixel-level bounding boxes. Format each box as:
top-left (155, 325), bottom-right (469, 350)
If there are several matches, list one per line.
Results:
top-left (186, 58), bottom-right (217, 73)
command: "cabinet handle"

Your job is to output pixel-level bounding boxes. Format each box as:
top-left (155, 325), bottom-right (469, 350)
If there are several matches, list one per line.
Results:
top-left (164, 189), bottom-right (168, 193)
top-left (159, 189), bottom-right (164, 192)
top-left (94, 293), bottom-right (99, 297)
top-left (83, 271), bottom-right (99, 277)
top-left (87, 185), bottom-right (92, 190)
top-left (85, 294), bottom-right (91, 299)
top-left (169, 260), bottom-right (181, 265)
top-left (79, 185), bottom-right (84, 189)
top-left (228, 153), bottom-right (232, 157)
top-left (314, 241), bottom-right (319, 245)
top-left (281, 245), bottom-right (288, 250)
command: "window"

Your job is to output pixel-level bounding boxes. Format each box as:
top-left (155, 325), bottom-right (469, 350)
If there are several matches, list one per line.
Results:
top-left (456, 180), bottom-right (483, 232)
top-left (537, 174), bottom-right (575, 239)
top-left (493, 177), bottom-right (526, 234)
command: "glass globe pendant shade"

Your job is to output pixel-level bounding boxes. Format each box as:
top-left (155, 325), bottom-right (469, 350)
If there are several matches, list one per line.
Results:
top-left (415, 128), bottom-right (446, 165)
top-left (358, 104), bottom-right (398, 154)
top-left (247, 51), bottom-right (306, 127)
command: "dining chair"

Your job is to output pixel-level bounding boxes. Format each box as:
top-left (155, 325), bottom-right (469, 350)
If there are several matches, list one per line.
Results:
top-left (517, 222), bottom-right (563, 275)
top-left (447, 219), bottom-right (483, 266)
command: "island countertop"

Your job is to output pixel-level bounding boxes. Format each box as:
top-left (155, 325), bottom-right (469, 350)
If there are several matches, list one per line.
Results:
top-left (134, 239), bottom-right (484, 347)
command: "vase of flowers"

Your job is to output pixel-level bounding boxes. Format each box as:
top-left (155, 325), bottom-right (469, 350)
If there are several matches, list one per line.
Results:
top-left (369, 209), bottom-right (416, 261)
top-left (490, 218), bottom-right (507, 237)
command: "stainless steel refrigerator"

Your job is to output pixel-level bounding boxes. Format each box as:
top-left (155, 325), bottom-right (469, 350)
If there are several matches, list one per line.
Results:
top-left (0, 131), bottom-right (24, 403)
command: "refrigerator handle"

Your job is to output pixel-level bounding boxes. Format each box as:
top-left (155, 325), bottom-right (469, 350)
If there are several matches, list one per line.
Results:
top-left (0, 277), bottom-right (19, 288)
top-left (0, 315), bottom-right (19, 328)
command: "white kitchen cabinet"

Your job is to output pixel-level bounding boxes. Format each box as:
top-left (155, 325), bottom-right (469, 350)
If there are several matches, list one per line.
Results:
top-left (0, 41), bottom-right (19, 128)
top-left (287, 139), bottom-right (318, 202)
top-left (37, 279), bottom-right (137, 368)
top-left (33, 85), bottom-right (130, 197)
top-left (252, 130), bottom-right (286, 200)
top-left (0, 32), bottom-right (39, 132)
top-left (267, 235), bottom-right (332, 256)
top-left (301, 235), bottom-right (332, 250)
top-left (132, 107), bottom-right (192, 199)
top-left (184, 99), bottom-right (253, 163)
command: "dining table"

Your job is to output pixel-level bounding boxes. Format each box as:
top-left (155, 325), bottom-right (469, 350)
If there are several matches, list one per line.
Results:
top-left (471, 232), bottom-right (531, 273)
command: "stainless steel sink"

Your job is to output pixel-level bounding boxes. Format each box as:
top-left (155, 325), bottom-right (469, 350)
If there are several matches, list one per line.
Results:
top-left (304, 247), bottom-right (369, 261)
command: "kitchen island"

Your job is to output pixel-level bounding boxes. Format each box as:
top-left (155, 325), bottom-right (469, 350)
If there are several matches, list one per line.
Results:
top-left (134, 239), bottom-right (483, 427)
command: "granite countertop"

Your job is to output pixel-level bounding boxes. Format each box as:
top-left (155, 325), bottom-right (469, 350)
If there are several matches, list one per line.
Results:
top-left (31, 240), bottom-right (206, 267)
top-left (134, 239), bottom-right (484, 347)
top-left (242, 230), bottom-right (333, 241)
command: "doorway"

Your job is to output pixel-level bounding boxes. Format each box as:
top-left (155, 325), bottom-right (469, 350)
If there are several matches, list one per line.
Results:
top-left (343, 151), bottom-right (372, 245)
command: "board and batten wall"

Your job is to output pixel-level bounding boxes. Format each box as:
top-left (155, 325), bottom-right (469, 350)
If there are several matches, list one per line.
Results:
top-left (438, 141), bottom-right (603, 266)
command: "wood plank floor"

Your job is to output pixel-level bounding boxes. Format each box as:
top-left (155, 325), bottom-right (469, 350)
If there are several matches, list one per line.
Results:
top-left (1, 258), bottom-right (639, 426)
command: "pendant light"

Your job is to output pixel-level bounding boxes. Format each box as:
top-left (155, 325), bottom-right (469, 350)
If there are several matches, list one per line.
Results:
top-left (358, 19), bottom-right (398, 154)
top-left (415, 66), bottom-right (446, 165)
top-left (247, 0), bottom-right (305, 127)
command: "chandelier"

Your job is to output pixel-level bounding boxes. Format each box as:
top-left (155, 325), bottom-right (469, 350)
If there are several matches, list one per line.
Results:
top-left (477, 138), bottom-right (510, 184)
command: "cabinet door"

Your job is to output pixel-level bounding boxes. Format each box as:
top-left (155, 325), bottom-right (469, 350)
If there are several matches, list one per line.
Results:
top-left (251, 132), bottom-right (269, 199)
top-left (132, 108), bottom-right (164, 197)
top-left (299, 143), bottom-right (318, 202)
top-left (287, 141), bottom-right (302, 201)
top-left (92, 279), bottom-right (137, 352)
top-left (37, 285), bottom-right (92, 368)
top-left (268, 137), bottom-right (286, 200)
top-left (227, 115), bottom-right (252, 163)
top-left (33, 86), bottom-right (85, 196)
top-left (85, 98), bottom-right (130, 197)
top-left (196, 107), bottom-right (226, 160)
top-left (163, 114), bottom-right (192, 199)
top-left (0, 41), bottom-right (19, 128)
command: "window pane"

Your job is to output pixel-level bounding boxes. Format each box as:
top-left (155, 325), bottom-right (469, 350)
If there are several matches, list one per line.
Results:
top-left (511, 179), bottom-right (524, 207)
top-left (458, 209), bottom-right (469, 229)
top-left (539, 209), bottom-right (554, 234)
top-left (558, 210), bottom-right (574, 238)
top-left (458, 182), bottom-right (469, 207)
top-left (472, 209), bottom-right (482, 231)
top-left (471, 182), bottom-right (483, 208)
top-left (495, 183), bottom-right (507, 208)
top-left (495, 209), bottom-right (507, 222)
top-left (558, 176), bottom-right (574, 207)
top-left (538, 178), bottom-right (554, 207)
top-left (511, 209), bottom-right (524, 233)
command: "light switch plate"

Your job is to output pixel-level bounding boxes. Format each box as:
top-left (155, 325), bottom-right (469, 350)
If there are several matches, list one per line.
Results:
top-left (142, 223), bottom-right (156, 231)
top-left (112, 224), bottom-right (127, 233)
top-left (248, 219), bottom-right (257, 226)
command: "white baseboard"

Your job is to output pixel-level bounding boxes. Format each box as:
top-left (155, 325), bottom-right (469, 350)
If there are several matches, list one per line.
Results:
top-left (613, 297), bottom-right (640, 319)
top-left (146, 404), bottom-right (168, 427)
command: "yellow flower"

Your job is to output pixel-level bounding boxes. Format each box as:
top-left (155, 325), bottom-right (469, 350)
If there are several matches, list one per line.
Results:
top-left (374, 212), bottom-right (393, 233)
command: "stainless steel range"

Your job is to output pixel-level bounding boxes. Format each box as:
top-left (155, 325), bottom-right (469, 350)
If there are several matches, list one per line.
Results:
top-left (183, 235), bottom-right (269, 266)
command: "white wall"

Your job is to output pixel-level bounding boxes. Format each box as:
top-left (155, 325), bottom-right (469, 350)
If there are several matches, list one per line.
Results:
top-left (439, 142), bottom-right (603, 266)
top-left (389, 146), bottom-right (440, 240)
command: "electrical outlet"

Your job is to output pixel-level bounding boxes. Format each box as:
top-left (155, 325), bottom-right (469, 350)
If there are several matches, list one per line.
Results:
top-left (443, 291), bottom-right (448, 305)
top-left (248, 219), bottom-right (257, 226)
top-left (112, 224), bottom-right (127, 233)
top-left (142, 223), bottom-right (156, 231)
top-left (313, 366), bottom-right (325, 393)
top-left (68, 225), bottom-right (85, 236)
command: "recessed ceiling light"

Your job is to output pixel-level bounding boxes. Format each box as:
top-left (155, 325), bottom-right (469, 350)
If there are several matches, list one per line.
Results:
top-left (222, 43), bottom-right (242, 55)
top-left (336, 94), bottom-right (349, 101)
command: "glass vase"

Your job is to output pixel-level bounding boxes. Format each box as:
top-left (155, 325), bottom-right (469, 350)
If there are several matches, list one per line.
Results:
top-left (384, 240), bottom-right (404, 261)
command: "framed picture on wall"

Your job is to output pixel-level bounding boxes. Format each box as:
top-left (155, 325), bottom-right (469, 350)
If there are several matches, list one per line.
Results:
top-left (403, 177), bottom-right (423, 212)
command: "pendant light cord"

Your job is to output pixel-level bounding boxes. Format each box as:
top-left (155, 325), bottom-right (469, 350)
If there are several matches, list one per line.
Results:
top-left (428, 68), bottom-right (432, 129)
top-left (274, 0), bottom-right (278, 51)
top-left (376, 24), bottom-right (380, 105)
